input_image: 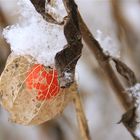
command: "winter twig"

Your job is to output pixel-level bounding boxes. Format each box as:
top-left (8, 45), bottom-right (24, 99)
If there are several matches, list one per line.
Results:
top-left (111, 0), bottom-right (140, 77)
top-left (72, 84), bottom-right (91, 140)
top-left (78, 12), bottom-right (132, 110)
top-left (78, 9), bottom-right (140, 140)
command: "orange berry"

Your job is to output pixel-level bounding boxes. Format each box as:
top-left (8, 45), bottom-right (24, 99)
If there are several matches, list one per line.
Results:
top-left (26, 64), bottom-right (60, 100)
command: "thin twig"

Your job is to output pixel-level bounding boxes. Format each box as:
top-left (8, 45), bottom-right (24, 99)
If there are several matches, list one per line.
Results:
top-left (0, 9), bottom-right (8, 27)
top-left (78, 12), bottom-right (131, 110)
top-left (72, 84), bottom-right (91, 140)
top-left (111, 0), bottom-right (140, 76)
top-left (39, 120), bottom-right (65, 140)
top-left (77, 11), bottom-right (140, 140)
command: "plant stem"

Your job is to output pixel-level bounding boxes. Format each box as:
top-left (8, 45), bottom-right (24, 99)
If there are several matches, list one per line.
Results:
top-left (78, 12), bottom-right (131, 110)
top-left (72, 84), bottom-right (91, 140)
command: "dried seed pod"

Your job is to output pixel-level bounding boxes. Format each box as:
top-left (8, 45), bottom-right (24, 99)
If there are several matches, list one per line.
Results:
top-left (0, 54), bottom-right (72, 125)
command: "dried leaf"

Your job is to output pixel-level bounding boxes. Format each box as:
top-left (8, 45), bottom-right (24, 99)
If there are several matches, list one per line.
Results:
top-left (31, 0), bottom-right (83, 88)
top-left (55, 0), bottom-right (83, 88)
top-left (112, 58), bottom-right (137, 86)
top-left (121, 107), bottom-right (140, 140)
top-left (30, 0), bottom-right (63, 24)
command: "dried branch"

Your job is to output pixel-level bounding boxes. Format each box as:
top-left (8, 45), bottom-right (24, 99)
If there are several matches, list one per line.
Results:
top-left (72, 84), bottom-right (91, 140)
top-left (111, 0), bottom-right (139, 49)
top-left (78, 12), bottom-right (131, 110)
top-left (39, 120), bottom-right (65, 140)
top-left (111, 0), bottom-right (137, 44)
top-left (120, 107), bottom-right (139, 140)
top-left (0, 8), bottom-right (8, 27)
top-left (111, 0), bottom-right (140, 74)
top-left (112, 57), bottom-right (137, 87)
top-left (77, 9), bottom-right (140, 140)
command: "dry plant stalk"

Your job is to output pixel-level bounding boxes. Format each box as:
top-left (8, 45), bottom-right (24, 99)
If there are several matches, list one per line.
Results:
top-left (78, 13), bottom-right (132, 110)
top-left (78, 8), bottom-right (140, 140)
top-left (72, 85), bottom-right (90, 140)
top-left (0, 8), bottom-right (7, 27)
top-left (111, 0), bottom-right (140, 74)
top-left (39, 120), bottom-right (65, 140)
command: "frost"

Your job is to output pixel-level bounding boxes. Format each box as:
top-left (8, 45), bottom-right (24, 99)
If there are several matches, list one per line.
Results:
top-left (3, 0), bottom-right (67, 67)
top-left (127, 83), bottom-right (140, 106)
top-left (127, 83), bottom-right (140, 138)
top-left (96, 30), bottom-right (120, 58)
top-left (46, 0), bottom-right (67, 23)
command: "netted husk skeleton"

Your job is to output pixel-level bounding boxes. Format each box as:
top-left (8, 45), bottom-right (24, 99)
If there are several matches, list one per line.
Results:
top-left (0, 55), bottom-right (73, 125)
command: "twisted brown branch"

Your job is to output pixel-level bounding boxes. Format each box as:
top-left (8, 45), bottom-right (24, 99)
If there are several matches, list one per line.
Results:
top-left (78, 12), bottom-right (132, 110)
top-left (78, 11), bottom-right (139, 140)
top-left (111, 0), bottom-right (140, 77)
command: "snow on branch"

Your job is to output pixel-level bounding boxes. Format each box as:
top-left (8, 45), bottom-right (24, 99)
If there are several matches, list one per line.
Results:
top-left (128, 84), bottom-right (140, 104)
top-left (96, 30), bottom-right (120, 58)
top-left (121, 83), bottom-right (140, 140)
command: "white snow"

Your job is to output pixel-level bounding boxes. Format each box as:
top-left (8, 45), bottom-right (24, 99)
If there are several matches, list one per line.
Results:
top-left (64, 72), bottom-right (72, 80)
top-left (3, 0), bottom-right (67, 67)
top-left (127, 83), bottom-right (140, 106)
top-left (127, 83), bottom-right (140, 138)
top-left (96, 30), bottom-right (120, 58)
top-left (128, 83), bottom-right (140, 96)
top-left (46, 0), bottom-right (67, 23)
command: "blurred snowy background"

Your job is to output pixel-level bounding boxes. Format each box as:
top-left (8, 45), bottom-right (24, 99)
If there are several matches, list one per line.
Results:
top-left (0, 0), bottom-right (140, 140)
